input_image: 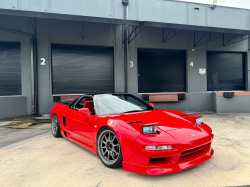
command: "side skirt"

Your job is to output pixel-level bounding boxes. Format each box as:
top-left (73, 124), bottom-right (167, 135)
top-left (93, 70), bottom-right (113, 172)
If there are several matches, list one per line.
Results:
top-left (60, 129), bottom-right (98, 155)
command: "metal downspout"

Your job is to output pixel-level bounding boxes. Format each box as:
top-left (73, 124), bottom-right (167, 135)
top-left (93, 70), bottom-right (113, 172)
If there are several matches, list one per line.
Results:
top-left (123, 1), bottom-right (129, 93)
top-left (32, 19), bottom-right (39, 116)
top-left (33, 39), bottom-right (38, 116)
top-left (124, 28), bottom-right (128, 93)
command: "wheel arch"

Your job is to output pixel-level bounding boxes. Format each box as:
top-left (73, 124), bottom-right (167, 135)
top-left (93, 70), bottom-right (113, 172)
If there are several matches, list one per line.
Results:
top-left (50, 104), bottom-right (66, 128)
top-left (95, 120), bottom-right (141, 156)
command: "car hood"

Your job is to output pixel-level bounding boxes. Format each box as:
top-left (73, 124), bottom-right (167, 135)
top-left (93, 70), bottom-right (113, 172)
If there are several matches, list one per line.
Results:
top-left (105, 109), bottom-right (194, 131)
top-left (164, 125), bottom-right (212, 144)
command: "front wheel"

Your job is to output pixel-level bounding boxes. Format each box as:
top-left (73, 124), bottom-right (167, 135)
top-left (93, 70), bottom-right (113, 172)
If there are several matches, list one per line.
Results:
top-left (97, 128), bottom-right (123, 168)
top-left (51, 114), bottom-right (62, 138)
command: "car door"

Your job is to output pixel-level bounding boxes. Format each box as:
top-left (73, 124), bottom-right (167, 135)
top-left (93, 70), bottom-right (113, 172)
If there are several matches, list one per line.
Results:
top-left (67, 97), bottom-right (94, 146)
top-left (62, 97), bottom-right (82, 136)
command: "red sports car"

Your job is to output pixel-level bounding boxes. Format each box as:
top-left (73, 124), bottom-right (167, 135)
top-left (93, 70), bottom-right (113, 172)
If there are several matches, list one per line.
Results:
top-left (50, 93), bottom-right (214, 175)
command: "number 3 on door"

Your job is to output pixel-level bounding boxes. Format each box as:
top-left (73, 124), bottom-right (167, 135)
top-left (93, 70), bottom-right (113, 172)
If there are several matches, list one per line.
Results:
top-left (130, 61), bottom-right (134, 68)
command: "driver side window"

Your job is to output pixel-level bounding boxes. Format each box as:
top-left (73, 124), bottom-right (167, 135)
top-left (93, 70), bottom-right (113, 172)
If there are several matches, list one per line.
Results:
top-left (74, 98), bottom-right (85, 109)
top-left (74, 97), bottom-right (95, 115)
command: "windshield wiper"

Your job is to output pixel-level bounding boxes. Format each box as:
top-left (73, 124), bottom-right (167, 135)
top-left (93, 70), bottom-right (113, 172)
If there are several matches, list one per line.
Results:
top-left (123, 110), bottom-right (145, 113)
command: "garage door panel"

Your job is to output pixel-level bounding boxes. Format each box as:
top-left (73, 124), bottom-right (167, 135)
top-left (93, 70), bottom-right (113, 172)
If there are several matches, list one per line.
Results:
top-left (52, 44), bottom-right (114, 95)
top-left (138, 48), bottom-right (186, 93)
top-left (207, 52), bottom-right (245, 91)
top-left (0, 42), bottom-right (21, 96)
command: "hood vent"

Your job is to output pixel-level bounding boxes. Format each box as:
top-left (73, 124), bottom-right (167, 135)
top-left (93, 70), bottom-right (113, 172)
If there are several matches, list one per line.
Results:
top-left (127, 121), bottom-right (143, 124)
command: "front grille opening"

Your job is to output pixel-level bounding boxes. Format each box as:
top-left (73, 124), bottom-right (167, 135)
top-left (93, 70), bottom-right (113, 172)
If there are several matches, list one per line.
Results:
top-left (149, 157), bottom-right (166, 164)
top-left (181, 144), bottom-right (208, 157)
top-left (179, 148), bottom-right (208, 164)
top-left (178, 144), bottom-right (211, 164)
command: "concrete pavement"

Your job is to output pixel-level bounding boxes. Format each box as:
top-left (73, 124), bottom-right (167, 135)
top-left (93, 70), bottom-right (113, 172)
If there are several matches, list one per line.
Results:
top-left (0, 114), bottom-right (250, 187)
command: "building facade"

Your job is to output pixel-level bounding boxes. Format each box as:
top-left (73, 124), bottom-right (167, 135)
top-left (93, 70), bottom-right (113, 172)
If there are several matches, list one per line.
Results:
top-left (0, 0), bottom-right (250, 119)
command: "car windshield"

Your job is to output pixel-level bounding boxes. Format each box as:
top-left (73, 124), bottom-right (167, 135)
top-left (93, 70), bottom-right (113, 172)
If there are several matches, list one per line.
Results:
top-left (94, 94), bottom-right (154, 115)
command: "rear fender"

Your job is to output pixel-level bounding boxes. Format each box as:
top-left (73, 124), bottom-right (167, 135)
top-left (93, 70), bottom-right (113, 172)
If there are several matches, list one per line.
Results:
top-left (50, 103), bottom-right (66, 128)
top-left (50, 103), bottom-right (61, 121)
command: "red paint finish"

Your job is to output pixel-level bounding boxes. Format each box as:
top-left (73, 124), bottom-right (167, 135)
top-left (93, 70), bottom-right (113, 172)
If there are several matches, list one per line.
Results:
top-left (50, 95), bottom-right (214, 175)
top-left (149, 103), bottom-right (155, 108)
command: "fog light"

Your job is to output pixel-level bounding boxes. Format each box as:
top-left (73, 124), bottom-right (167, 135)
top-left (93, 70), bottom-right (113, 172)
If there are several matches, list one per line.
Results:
top-left (145, 145), bottom-right (172, 150)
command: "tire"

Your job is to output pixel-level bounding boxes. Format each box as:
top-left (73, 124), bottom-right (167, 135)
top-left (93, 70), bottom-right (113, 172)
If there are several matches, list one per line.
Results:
top-left (97, 127), bottom-right (123, 168)
top-left (51, 114), bottom-right (62, 138)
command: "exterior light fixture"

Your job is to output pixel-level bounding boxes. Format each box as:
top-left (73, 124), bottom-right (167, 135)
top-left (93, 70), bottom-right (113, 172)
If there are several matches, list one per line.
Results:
top-left (145, 145), bottom-right (173, 150)
top-left (196, 117), bottom-right (203, 125)
top-left (143, 125), bottom-right (157, 134)
top-left (122, 0), bottom-right (129, 6)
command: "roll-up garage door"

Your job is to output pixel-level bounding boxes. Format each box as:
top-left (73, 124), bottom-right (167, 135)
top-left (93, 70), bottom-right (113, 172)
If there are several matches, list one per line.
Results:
top-left (207, 52), bottom-right (245, 91)
top-left (0, 42), bottom-right (21, 96)
top-left (52, 44), bottom-right (114, 95)
top-left (138, 48), bottom-right (186, 93)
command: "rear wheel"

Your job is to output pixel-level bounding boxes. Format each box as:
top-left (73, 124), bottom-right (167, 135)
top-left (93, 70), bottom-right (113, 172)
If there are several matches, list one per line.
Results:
top-left (97, 128), bottom-right (122, 168)
top-left (51, 114), bottom-right (62, 138)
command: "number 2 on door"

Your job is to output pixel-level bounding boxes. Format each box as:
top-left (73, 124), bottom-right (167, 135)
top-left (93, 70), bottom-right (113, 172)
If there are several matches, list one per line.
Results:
top-left (41, 58), bottom-right (46, 65)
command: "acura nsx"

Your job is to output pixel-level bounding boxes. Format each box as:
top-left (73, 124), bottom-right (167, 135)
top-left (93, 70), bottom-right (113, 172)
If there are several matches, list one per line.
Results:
top-left (50, 93), bottom-right (214, 175)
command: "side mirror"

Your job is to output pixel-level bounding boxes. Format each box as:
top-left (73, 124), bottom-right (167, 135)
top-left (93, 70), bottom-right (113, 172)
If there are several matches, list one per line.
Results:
top-left (149, 103), bottom-right (155, 108)
top-left (78, 108), bottom-right (91, 116)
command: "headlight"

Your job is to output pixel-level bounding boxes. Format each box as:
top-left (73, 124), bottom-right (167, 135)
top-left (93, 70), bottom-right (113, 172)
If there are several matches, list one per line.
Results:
top-left (143, 125), bottom-right (157, 134)
top-left (196, 117), bottom-right (203, 125)
top-left (145, 145), bottom-right (172, 150)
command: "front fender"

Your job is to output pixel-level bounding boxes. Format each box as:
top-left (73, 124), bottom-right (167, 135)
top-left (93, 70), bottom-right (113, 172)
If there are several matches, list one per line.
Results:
top-left (95, 119), bottom-right (141, 155)
top-left (165, 110), bottom-right (203, 123)
top-left (164, 110), bottom-right (188, 116)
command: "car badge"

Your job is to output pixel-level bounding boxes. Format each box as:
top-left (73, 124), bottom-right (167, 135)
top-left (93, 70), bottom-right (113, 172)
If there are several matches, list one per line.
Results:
top-left (190, 133), bottom-right (196, 137)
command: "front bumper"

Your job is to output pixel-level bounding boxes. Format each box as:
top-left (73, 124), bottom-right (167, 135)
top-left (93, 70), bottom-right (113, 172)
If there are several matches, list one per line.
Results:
top-left (122, 131), bottom-right (214, 175)
top-left (123, 147), bottom-right (214, 175)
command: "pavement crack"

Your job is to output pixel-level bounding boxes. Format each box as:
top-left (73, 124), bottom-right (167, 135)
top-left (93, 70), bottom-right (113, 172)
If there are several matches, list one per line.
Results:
top-left (96, 181), bottom-right (102, 187)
